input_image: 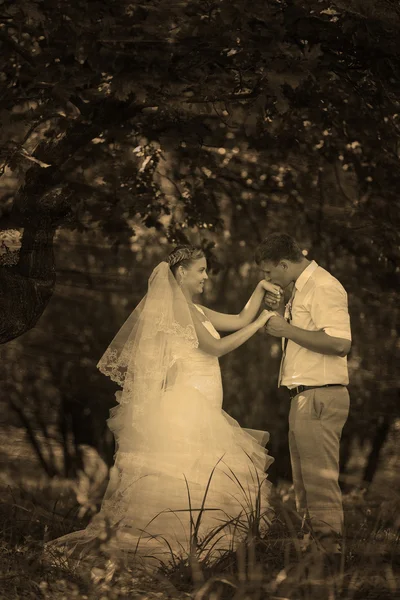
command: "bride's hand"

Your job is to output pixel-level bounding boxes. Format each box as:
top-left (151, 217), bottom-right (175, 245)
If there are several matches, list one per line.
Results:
top-left (255, 309), bottom-right (277, 330)
top-left (259, 280), bottom-right (281, 296)
top-left (260, 280), bottom-right (284, 310)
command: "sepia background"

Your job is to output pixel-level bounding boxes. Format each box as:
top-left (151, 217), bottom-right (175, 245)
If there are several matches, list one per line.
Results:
top-left (0, 0), bottom-right (399, 598)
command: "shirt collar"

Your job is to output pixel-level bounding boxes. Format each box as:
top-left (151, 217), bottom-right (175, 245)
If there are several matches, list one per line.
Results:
top-left (295, 260), bottom-right (319, 292)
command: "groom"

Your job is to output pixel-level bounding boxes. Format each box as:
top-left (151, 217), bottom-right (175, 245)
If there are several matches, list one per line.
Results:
top-left (255, 233), bottom-right (351, 553)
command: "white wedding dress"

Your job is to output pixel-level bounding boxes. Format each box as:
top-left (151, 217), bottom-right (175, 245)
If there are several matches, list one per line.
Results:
top-left (48, 305), bottom-right (273, 571)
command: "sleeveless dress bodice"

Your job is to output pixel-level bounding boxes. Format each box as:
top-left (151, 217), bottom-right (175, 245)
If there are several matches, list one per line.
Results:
top-left (171, 304), bottom-right (222, 406)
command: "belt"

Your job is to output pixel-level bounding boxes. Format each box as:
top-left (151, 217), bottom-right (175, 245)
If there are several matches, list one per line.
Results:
top-left (287, 384), bottom-right (344, 400)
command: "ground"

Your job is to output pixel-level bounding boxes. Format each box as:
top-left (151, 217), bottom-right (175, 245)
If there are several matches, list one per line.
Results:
top-left (0, 425), bottom-right (399, 600)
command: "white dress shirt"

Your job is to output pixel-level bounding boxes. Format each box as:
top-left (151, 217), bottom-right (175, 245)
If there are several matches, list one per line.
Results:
top-left (281, 261), bottom-right (352, 388)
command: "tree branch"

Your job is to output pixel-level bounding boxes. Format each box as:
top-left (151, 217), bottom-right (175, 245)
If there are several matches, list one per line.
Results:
top-left (0, 29), bottom-right (37, 69)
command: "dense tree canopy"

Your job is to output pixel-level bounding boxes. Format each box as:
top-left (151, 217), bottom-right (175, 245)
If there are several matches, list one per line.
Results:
top-left (1, 1), bottom-right (400, 339)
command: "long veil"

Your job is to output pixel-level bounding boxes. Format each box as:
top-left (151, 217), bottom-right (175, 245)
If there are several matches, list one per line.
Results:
top-left (96, 260), bottom-right (199, 479)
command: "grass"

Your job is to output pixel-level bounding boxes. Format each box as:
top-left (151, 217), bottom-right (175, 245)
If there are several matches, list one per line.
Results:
top-left (0, 430), bottom-right (399, 599)
top-left (1, 473), bottom-right (399, 599)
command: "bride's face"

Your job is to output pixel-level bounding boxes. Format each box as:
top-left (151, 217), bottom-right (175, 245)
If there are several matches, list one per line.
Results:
top-left (179, 257), bottom-right (208, 296)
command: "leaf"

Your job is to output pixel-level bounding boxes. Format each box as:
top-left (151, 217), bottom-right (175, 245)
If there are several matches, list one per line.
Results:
top-left (19, 148), bottom-right (51, 168)
top-left (21, 1), bottom-right (46, 25)
top-left (320, 8), bottom-right (340, 17)
top-left (303, 43), bottom-right (324, 66)
top-left (111, 75), bottom-right (137, 102)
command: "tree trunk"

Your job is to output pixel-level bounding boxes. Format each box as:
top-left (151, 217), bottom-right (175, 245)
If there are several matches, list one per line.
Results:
top-left (9, 397), bottom-right (59, 477)
top-left (0, 223), bottom-right (57, 344)
top-left (0, 98), bottom-right (148, 346)
top-left (59, 397), bottom-right (85, 478)
top-left (0, 177), bottom-right (75, 344)
top-left (363, 414), bottom-right (392, 485)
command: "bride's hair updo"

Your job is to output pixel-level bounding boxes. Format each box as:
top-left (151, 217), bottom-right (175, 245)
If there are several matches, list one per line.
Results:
top-left (166, 245), bottom-right (205, 276)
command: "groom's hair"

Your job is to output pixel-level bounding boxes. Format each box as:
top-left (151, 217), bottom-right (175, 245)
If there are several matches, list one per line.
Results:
top-left (255, 233), bottom-right (304, 265)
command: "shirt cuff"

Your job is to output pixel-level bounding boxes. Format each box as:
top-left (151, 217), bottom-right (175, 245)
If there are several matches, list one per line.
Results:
top-left (323, 327), bottom-right (352, 341)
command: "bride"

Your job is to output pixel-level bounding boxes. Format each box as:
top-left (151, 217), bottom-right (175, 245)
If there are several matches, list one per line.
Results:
top-left (48, 246), bottom-right (280, 571)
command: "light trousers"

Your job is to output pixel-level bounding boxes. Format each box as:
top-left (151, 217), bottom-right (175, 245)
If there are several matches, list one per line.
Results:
top-left (288, 386), bottom-right (350, 536)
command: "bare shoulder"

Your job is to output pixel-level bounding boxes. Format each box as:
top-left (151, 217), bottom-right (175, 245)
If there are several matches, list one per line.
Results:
top-left (190, 303), bottom-right (207, 322)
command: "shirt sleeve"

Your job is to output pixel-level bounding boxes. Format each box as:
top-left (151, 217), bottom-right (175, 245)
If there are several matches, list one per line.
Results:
top-left (309, 283), bottom-right (352, 340)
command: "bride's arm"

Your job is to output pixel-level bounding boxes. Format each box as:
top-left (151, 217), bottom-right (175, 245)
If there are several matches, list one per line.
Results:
top-left (199, 280), bottom-right (281, 332)
top-left (190, 306), bottom-right (276, 357)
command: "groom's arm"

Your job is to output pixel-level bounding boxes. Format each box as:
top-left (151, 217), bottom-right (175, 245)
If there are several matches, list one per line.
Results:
top-left (265, 282), bottom-right (352, 357)
top-left (265, 317), bottom-right (351, 357)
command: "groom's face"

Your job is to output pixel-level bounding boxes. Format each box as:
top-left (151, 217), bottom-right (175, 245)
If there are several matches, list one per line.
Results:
top-left (260, 260), bottom-right (291, 289)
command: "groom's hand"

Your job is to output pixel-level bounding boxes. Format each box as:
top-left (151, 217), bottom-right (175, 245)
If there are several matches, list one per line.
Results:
top-left (264, 314), bottom-right (290, 337)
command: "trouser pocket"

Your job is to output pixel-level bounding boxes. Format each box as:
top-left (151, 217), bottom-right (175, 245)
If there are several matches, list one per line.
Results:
top-left (312, 390), bottom-right (324, 419)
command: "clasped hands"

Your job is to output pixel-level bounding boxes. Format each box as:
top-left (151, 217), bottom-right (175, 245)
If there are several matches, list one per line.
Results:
top-left (260, 281), bottom-right (289, 338)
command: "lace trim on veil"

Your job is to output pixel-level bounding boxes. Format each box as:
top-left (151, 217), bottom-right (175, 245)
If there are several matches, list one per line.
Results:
top-left (97, 322), bottom-right (198, 388)
top-left (96, 262), bottom-right (199, 415)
